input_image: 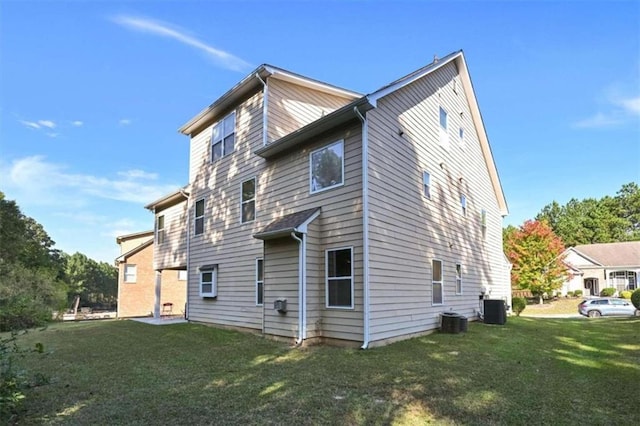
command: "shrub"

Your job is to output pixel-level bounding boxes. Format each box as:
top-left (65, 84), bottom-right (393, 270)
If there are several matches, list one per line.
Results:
top-left (620, 290), bottom-right (632, 300)
top-left (631, 289), bottom-right (640, 310)
top-left (512, 297), bottom-right (527, 316)
top-left (566, 291), bottom-right (574, 298)
top-left (574, 290), bottom-right (583, 297)
top-left (600, 287), bottom-right (616, 297)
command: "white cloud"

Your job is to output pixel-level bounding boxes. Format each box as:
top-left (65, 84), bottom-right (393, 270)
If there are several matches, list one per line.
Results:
top-left (616, 96), bottom-right (640, 115)
top-left (119, 118), bottom-right (132, 126)
top-left (117, 169), bottom-right (158, 180)
top-left (573, 88), bottom-right (640, 129)
top-left (20, 120), bottom-right (41, 129)
top-left (572, 112), bottom-right (624, 129)
top-left (38, 120), bottom-right (56, 129)
top-left (2, 156), bottom-right (180, 205)
top-left (112, 15), bottom-right (252, 72)
top-left (71, 120), bottom-right (84, 127)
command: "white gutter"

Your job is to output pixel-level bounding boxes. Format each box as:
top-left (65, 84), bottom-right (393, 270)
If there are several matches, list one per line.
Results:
top-left (256, 73), bottom-right (269, 146)
top-left (291, 232), bottom-right (305, 344)
top-left (354, 105), bottom-right (370, 349)
top-left (181, 188), bottom-right (191, 320)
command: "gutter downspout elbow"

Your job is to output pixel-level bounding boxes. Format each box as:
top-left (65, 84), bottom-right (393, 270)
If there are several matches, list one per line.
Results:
top-left (354, 106), bottom-right (370, 350)
top-left (291, 232), bottom-right (304, 345)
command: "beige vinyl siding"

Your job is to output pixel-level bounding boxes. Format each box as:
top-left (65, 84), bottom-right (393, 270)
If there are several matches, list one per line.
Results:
top-left (366, 61), bottom-right (507, 342)
top-left (260, 124), bottom-right (364, 342)
top-left (267, 78), bottom-right (353, 142)
top-left (119, 234), bottom-right (152, 254)
top-left (263, 239), bottom-right (299, 338)
top-left (154, 200), bottom-right (188, 270)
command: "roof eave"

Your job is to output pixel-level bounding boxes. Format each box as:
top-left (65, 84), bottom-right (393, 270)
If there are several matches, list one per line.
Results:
top-left (144, 186), bottom-right (189, 211)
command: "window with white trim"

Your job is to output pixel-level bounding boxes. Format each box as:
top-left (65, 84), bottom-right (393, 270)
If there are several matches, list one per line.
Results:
top-left (241, 178), bottom-right (256, 223)
top-left (481, 209), bottom-right (487, 240)
top-left (310, 140), bottom-right (344, 193)
top-left (455, 263), bottom-right (462, 295)
top-left (156, 215), bottom-right (165, 245)
top-left (459, 127), bottom-right (464, 146)
top-left (256, 258), bottom-right (264, 306)
top-left (195, 199), bottom-right (205, 235)
top-left (200, 265), bottom-right (217, 297)
top-left (423, 171), bottom-right (431, 199)
top-left (211, 112), bottom-right (236, 162)
top-left (432, 259), bottom-right (443, 305)
top-left (178, 270), bottom-right (187, 281)
top-left (439, 107), bottom-right (449, 149)
top-left (326, 247), bottom-right (353, 308)
top-left (124, 264), bottom-right (137, 283)
top-left (460, 194), bottom-right (467, 216)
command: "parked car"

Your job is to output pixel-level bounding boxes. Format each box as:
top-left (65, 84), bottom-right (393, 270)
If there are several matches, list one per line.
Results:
top-left (578, 298), bottom-right (639, 318)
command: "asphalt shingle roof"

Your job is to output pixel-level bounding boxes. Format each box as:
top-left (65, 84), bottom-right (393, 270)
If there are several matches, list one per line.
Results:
top-left (573, 241), bottom-right (640, 267)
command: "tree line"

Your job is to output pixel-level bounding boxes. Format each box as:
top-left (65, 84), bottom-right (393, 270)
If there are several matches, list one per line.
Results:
top-left (504, 182), bottom-right (640, 301)
top-left (0, 191), bottom-right (117, 331)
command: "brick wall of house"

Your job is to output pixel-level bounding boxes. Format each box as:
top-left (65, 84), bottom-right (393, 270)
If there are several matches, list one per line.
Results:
top-left (160, 270), bottom-right (187, 317)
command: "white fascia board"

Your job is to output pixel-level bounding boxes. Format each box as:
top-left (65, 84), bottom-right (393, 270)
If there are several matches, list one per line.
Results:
top-left (295, 208), bottom-right (321, 234)
top-left (266, 66), bottom-right (362, 100)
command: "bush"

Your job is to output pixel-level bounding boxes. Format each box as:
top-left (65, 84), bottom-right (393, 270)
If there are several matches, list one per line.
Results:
top-left (620, 290), bottom-right (632, 300)
top-left (512, 297), bottom-right (527, 316)
top-left (574, 290), bottom-right (583, 297)
top-left (600, 287), bottom-right (616, 297)
top-left (631, 289), bottom-right (640, 310)
top-left (566, 291), bottom-right (574, 298)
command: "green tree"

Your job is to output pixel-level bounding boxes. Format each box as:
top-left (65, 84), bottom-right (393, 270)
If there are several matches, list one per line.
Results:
top-left (504, 220), bottom-right (569, 304)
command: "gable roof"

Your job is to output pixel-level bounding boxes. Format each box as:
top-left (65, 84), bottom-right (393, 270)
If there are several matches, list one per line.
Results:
top-left (571, 242), bottom-right (640, 268)
top-left (115, 238), bottom-right (153, 263)
top-left (145, 186), bottom-right (189, 212)
top-left (254, 207), bottom-right (321, 240)
top-left (116, 230), bottom-right (154, 244)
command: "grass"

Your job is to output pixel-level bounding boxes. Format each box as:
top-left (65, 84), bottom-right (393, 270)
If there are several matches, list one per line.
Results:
top-left (521, 297), bottom-right (582, 316)
top-left (6, 317), bottom-right (640, 425)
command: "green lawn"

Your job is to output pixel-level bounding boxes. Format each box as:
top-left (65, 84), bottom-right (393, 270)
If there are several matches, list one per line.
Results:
top-left (7, 317), bottom-right (640, 425)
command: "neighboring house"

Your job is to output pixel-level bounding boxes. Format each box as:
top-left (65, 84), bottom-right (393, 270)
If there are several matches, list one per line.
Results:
top-left (151, 50), bottom-right (510, 347)
top-left (116, 220), bottom-right (187, 317)
top-left (562, 241), bottom-right (640, 296)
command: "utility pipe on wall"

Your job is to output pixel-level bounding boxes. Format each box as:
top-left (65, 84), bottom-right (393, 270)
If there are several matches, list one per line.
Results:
top-left (291, 232), bottom-right (305, 344)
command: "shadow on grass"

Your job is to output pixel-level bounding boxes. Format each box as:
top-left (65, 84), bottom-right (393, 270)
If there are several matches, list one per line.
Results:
top-left (10, 317), bottom-right (640, 425)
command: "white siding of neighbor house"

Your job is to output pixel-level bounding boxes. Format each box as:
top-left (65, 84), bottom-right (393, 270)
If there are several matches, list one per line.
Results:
top-left (267, 78), bottom-right (354, 142)
top-left (366, 61), bottom-right (508, 343)
top-left (154, 200), bottom-right (188, 270)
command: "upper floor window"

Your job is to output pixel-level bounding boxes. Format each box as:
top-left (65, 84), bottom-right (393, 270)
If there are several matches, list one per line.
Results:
top-left (481, 209), bottom-right (487, 240)
top-left (241, 178), bottom-right (256, 223)
top-left (326, 247), bottom-right (353, 308)
top-left (460, 194), bottom-right (467, 216)
top-left (195, 199), bottom-right (205, 235)
top-left (459, 127), bottom-right (464, 146)
top-left (211, 112), bottom-right (236, 162)
top-left (423, 171), bottom-right (431, 199)
top-left (124, 264), bottom-right (137, 283)
top-left (439, 107), bottom-right (449, 150)
top-left (310, 140), bottom-right (344, 194)
top-left (156, 215), bottom-right (165, 245)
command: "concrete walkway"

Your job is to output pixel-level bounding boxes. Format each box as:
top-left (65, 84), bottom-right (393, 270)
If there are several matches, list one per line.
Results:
top-left (131, 317), bottom-right (188, 326)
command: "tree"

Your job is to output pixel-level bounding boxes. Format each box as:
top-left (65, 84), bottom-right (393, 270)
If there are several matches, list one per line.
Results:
top-left (504, 220), bottom-right (569, 304)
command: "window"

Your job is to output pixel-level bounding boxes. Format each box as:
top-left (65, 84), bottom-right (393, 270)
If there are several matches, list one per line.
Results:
top-left (124, 264), bottom-right (137, 283)
top-left (455, 263), bottom-right (462, 295)
top-left (423, 171), bottom-right (431, 199)
top-left (211, 112), bottom-right (236, 162)
top-left (195, 199), bottom-right (205, 235)
top-left (439, 107), bottom-right (449, 149)
top-left (178, 270), bottom-right (187, 281)
top-left (459, 127), bottom-right (464, 146)
top-left (460, 194), bottom-right (467, 216)
top-left (481, 209), bottom-right (487, 239)
top-left (310, 140), bottom-right (344, 193)
top-left (326, 247), bottom-right (353, 308)
top-left (256, 258), bottom-right (264, 306)
top-left (241, 178), bottom-right (256, 223)
top-left (156, 215), bottom-right (165, 245)
top-left (432, 259), bottom-right (443, 305)
top-left (199, 265), bottom-right (217, 297)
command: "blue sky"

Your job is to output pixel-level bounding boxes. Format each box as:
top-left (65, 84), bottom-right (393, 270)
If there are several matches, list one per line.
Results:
top-left (1, 1), bottom-right (638, 263)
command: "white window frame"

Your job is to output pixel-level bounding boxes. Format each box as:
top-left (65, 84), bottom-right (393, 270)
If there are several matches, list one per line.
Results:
top-left (455, 263), bottom-right (463, 295)
top-left (459, 127), bottom-right (464, 146)
top-left (423, 171), bottom-right (431, 200)
top-left (439, 106), bottom-right (449, 150)
top-left (211, 111), bottom-right (236, 162)
top-left (432, 259), bottom-right (443, 305)
top-left (241, 177), bottom-right (256, 224)
top-left (460, 194), bottom-right (467, 216)
top-left (310, 140), bottom-right (345, 194)
top-left (256, 258), bottom-right (264, 306)
top-left (199, 265), bottom-right (217, 298)
top-left (156, 214), bottom-right (165, 245)
top-left (124, 264), bottom-right (137, 283)
top-left (325, 246), bottom-right (354, 309)
top-left (194, 198), bottom-right (205, 236)
top-left (178, 270), bottom-right (188, 281)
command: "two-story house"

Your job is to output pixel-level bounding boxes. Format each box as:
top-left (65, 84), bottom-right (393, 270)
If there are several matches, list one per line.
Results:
top-left (155, 50), bottom-right (509, 347)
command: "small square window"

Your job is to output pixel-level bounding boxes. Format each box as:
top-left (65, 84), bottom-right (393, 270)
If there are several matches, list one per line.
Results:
top-left (310, 140), bottom-right (344, 194)
top-left (200, 265), bottom-right (217, 297)
top-left (124, 264), bottom-right (137, 283)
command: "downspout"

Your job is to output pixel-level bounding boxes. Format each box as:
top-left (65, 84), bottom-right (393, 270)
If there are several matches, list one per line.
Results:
top-left (354, 106), bottom-right (370, 349)
top-left (256, 73), bottom-right (268, 146)
top-left (180, 189), bottom-right (191, 320)
top-left (291, 232), bottom-right (305, 344)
